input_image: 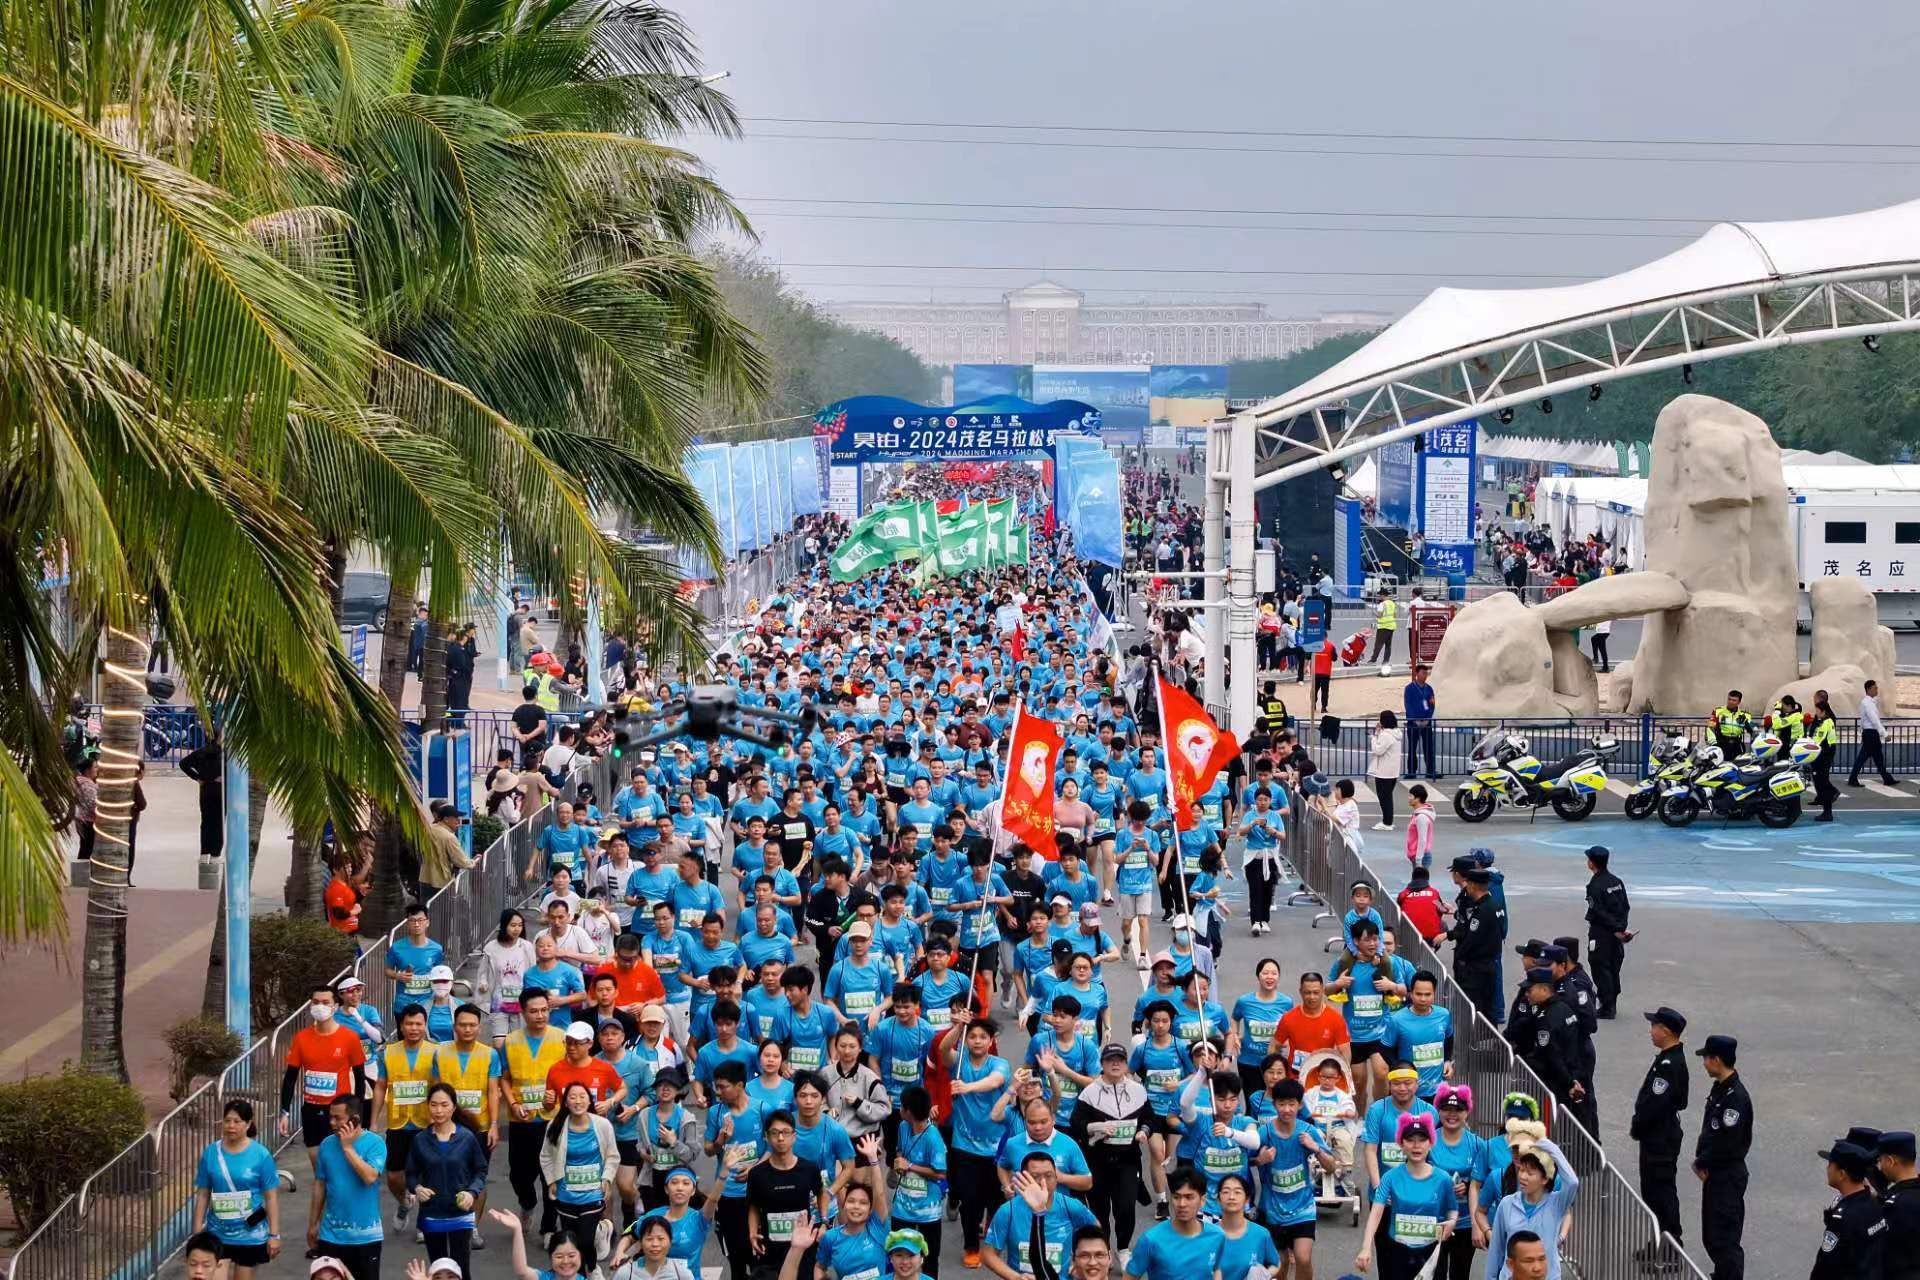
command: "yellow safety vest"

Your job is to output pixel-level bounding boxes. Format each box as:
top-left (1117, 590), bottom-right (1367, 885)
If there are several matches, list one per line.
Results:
top-left (1377, 599), bottom-right (1398, 631)
top-left (504, 1028), bottom-right (567, 1120)
top-left (1711, 707), bottom-right (1746, 737)
top-left (536, 674), bottom-right (563, 712)
top-left (1812, 715), bottom-right (1837, 747)
top-left (380, 1040), bottom-right (440, 1131)
top-left (1774, 708), bottom-right (1804, 742)
top-left (434, 1042), bottom-right (501, 1127)
top-left (1263, 699), bottom-right (1288, 733)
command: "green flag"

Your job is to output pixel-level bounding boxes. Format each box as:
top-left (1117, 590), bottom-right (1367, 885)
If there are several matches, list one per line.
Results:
top-left (828, 532), bottom-right (893, 581)
top-left (866, 501), bottom-right (924, 551)
top-left (914, 501), bottom-right (943, 551)
top-left (935, 518), bottom-right (989, 576)
top-left (1007, 523), bottom-right (1030, 566)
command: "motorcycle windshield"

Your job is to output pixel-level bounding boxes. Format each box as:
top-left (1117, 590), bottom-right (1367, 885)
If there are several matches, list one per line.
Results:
top-left (1469, 729), bottom-right (1506, 761)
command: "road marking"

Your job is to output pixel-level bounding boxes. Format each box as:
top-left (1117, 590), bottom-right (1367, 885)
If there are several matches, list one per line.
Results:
top-left (1863, 782), bottom-right (1909, 799)
top-left (0, 920), bottom-right (216, 1073)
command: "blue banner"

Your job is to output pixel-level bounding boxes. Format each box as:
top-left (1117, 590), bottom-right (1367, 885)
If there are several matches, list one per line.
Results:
top-left (787, 438), bottom-right (822, 516)
top-left (1333, 496), bottom-right (1364, 601)
top-left (816, 395), bottom-right (1103, 464)
top-left (1377, 438), bottom-right (1415, 529)
top-left (954, 364), bottom-right (1032, 403)
top-left (1062, 447), bottom-right (1124, 568)
top-left (1031, 366), bottom-right (1149, 433)
top-left (1300, 596), bottom-right (1330, 649)
top-left (751, 443), bottom-right (775, 547)
top-left (729, 443), bottom-right (759, 551)
top-left (1417, 421), bottom-right (1478, 576)
top-left (1149, 364), bottom-right (1228, 400)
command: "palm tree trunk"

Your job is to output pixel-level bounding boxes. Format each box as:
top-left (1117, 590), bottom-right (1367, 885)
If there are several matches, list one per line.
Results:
top-left (284, 540), bottom-right (350, 912)
top-left (200, 772), bottom-right (268, 1021)
top-left (361, 565), bottom-right (421, 936)
top-left (80, 624), bottom-right (146, 1081)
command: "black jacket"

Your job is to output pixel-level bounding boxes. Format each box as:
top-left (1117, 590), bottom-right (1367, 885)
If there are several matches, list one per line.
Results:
top-left (1881, 1177), bottom-right (1920, 1280)
top-left (1629, 1045), bottom-right (1690, 1151)
top-left (1448, 893), bottom-right (1503, 968)
top-left (1810, 1187), bottom-right (1885, 1280)
top-left (1586, 870), bottom-right (1631, 935)
top-left (1694, 1072), bottom-right (1754, 1171)
top-left (1512, 995), bottom-right (1583, 1097)
top-left (1555, 968), bottom-right (1599, 1077)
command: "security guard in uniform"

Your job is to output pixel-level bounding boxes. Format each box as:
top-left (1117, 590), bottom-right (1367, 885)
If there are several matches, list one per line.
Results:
top-left (1632, 1007), bottom-right (1691, 1246)
top-left (1370, 594), bottom-right (1398, 664)
top-left (1843, 1126), bottom-right (1892, 1197)
top-left (1709, 691), bottom-right (1752, 759)
top-left (1876, 1132), bottom-right (1919, 1280)
top-left (1511, 967), bottom-right (1586, 1121)
top-left (1507, 938), bottom-right (1548, 1030)
top-left (1810, 1140), bottom-right (1886, 1280)
top-left (1583, 846), bottom-right (1633, 1017)
top-left (1694, 1034), bottom-right (1754, 1280)
top-left (1810, 703), bottom-right (1841, 822)
top-left (1547, 939), bottom-right (1600, 1134)
top-left (1447, 864), bottom-right (1504, 1024)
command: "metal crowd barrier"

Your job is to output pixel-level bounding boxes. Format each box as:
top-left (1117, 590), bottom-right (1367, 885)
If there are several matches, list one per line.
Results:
top-left (1283, 800), bottom-right (1704, 1280)
top-left (9, 754), bottom-right (610, 1280)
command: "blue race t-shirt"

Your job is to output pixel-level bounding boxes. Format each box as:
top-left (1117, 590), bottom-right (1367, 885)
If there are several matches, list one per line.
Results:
top-left (1258, 1119), bottom-right (1327, 1227)
top-left (555, 1124), bottom-right (605, 1204)
top-left (891, 1121), bottom-right (948, 1223)
top-left (194, 1140), bottom-right (281, 1246)
top-left (1218, 1221), bottom-right (1282, 1280)
top-left (639, 1205), bottom-right (713, 1263)
top-left (1231, 993), bottom-right (1294, 1068)
top-left (984, 1193), bottom-right (1097, 1278)
top-left (1374, 1163), bottom-right (1460, 1247)
top-left (314, 1129), bottom-right (387, 1246)
top-left (950, 1054), bottom-right (1011, 1156)
top-left (1125, 1220), bottom-right (1227, 1280)
top-left (1386, 1006), bottom-right (1453, 1099)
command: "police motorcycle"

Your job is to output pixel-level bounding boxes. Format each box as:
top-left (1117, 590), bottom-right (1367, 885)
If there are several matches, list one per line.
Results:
top-left (1452, 729), bottom-right (1619, 823)
top-left (1624, 734), bottom-right (1697, 821)
top-left (1654, 732), bottom-right (1812, 829)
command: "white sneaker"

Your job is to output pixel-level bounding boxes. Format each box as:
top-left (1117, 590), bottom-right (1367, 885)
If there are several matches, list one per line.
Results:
top-left (414, 1228), bottom-right (425, 1244)
top-left (1371, 822), bottom-right (1394, 831)
top-left (595, 1217), bottom-right (614, 1260)
top-left (471, 1229), bottom-right (487, 1251)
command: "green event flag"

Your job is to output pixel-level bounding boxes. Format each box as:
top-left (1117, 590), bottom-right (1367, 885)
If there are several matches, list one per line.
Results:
top-left (982, 501), bottom-right (1012, 557)
top-left (935, 519), bottom-right (989, 576)
top-left (828, 532), bottom-right (893, 581)
top-left (1007, 522), bottom-right (1030, 566)
top-left (914, 501), bottom-right (943, 551)
top-left (865, 501), bottom-right (923, 550)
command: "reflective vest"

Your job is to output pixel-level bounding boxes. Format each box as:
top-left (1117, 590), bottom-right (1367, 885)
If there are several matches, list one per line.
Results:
top-left (1773, 707), bottom-right (1804, 742)
top-left (1811, 715), bottom-right (1837, 747)
top-left (1711, 706), bottom-right (1747, 738)
top-left (536, 674), bottom-right (564, 712)
top-left (1376, 599), bottom-right (1398, 631)
top-left (434, 1042), bottom-right (500, 1127)
top-left (380, 1040), bottom-right (439, 1131)
top-left (504, 1028), bottom-right (567, 1121)
top-left (1263, 698), bottom-right (1289, 733)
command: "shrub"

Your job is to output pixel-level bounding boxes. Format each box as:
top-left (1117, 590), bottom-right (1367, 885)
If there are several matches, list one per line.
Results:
top-left (251, 912), bottom-right (357, 1028)
top-left (471, 812), bottom-right (505, 853)
top-left (0, 1069), bottom-right (147, 1235)
top-left (162, 1016), bottom-right (245, 1101)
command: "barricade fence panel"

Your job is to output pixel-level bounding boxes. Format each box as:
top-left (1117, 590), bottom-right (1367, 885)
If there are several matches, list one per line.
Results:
top-left (1283, 797), bottom-right (1703, 1280)
top-left (11, 753), bottom-right (599, 1280)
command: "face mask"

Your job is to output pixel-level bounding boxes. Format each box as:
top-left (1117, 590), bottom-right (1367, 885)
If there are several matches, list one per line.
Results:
top-left (432, 982), bottom-right (453, 997)
top-left (310, 1003), bottom-right (336, 1022)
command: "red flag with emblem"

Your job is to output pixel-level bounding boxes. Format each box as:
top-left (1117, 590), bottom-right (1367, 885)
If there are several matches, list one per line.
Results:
top-left (998, 702), bottom-right (1062, 852)
top-left (1157, 674), bottom-right (1240, 826)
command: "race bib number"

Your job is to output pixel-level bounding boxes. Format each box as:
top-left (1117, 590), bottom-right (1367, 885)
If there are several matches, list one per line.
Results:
top-left (678, 908), bottom-right (706, 929)
top-left (566, 1162), bottom-right (602, 1188)
top-left (498, 982), bottom-right (523, 1003)
top-left (1412, 1042), bottom-right (1445, 1067)
top-left (1146, 1068), bottom-right (1179, 1092)
top-left (1394, 1213), bottom-right (1440, 1242)
top-left (725, 1141), bottom-right (758, 1172)
top-left (845, 1268), bottom-right (881, 1280)
top-left (654, 1144), bottom-right (678, 1166)
top-left (1105, 1121), bottom-right (1138, 1144)
top-left (1092, 819), bottom-right (1114, 836)
top-left (924, 1006), bottom-right (952, 1029)
top-left (891, 1058), bottom-right (921, 1083)
top-left (845, 989), bottom-right (878, 1013)
top-left (1057, 1081), bottom-right (1082, 1105)
top-left (1077, 1017), bottom-right (1098, 1039)
top-left (303, 1069), bottom-right (339, 1097)
top-left (402, 977), bottom-right (431, 997)
top-left (520, 1083), bottom-right (547, 1107)
top-left (1247, 1020), bottom-right (1278, 1043)
top-left (1018, 1242), bottom-right (1065, 1273)
top-left (209, 1190), bottom-right (252, 1220)
top-left (789, 1045), bottom-right (824, 1071)
top-left (767, 1210), bottom-right (804, 1242)
top-left (1380, 1141), bottom-right (1405, 1167)
top-left (457, 1088), bottom-right (484, 1112)
top-left (652, 953), bottom-right (679, 974)
top-left (1202, 1146), bottom-right (1243, 1172)
top-left (1124, 849), bottom-right (1153, 870)
top-left (899, 1171), bottom-right (930, 1197)
top-left (1273, 1164), bottom-right (1307, 1194)
top-left (1351, 994), bottom-right (1383, 1019)
top-left (391, 1079), bottom-right (429, 1106)
top-left (930, 886), bottom-right (953, 907)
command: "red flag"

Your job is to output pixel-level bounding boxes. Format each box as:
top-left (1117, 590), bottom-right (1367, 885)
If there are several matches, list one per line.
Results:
top-left (999, 703), bottom-right (1063, 853)
top-left (1009, 621), bottom-right (1026, 664)
top-left (1156, 675), bottom-right (1240, 827)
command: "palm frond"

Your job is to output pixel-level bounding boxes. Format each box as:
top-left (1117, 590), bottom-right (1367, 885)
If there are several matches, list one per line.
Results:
top-left (0, 746), bottom-right (69, 945)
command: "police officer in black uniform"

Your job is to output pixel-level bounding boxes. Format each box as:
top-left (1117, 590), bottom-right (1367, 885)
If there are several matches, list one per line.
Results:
top-left (1584, 846), bottom-right (1632, 1018)
top-left (1447, 864), bottom-right (1503, 1023)
top-left (1550, 937), bottom-right (1602, 1131)
top-left (1632, 1007), bottom-right (1691, 1247)
top-left (1511, 967), bottom-right (1587, 1120)
top-left (1694, 1034), bottom-right (1754, 1280)
top-left (1810, 1140), bottom-right (1886, 1280)
top-left (1507, 938), bottom-right (1547, 1029)
top-left (1877, 1132), bottom-right (1919, 1280)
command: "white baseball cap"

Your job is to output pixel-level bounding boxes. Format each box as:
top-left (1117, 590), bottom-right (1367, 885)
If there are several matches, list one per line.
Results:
top-left (309, 1259), bottom-right (350, 1279)
top-left (428, 965), bottom-right (456, 982)
top-left (564, 1021), bottom-right (597, 1041)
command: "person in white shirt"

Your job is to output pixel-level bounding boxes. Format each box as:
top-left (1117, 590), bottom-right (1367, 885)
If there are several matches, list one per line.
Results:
top-left (1849, 678), bottom-right (1898, 786)
top-left (1589, 617), bottom-right (1612, 673)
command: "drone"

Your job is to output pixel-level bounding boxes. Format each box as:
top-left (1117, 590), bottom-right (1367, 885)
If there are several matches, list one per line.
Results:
top-left (610, 683), bottom-right (822, 754)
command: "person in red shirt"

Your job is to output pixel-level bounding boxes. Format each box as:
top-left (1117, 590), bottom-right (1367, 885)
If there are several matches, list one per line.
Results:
top-left (603, 934), bottom-right (665, 1011)
top-left (1312, 638), bottom-right (1337, 715)
top-left (1272, 972), bottom-right (1351, 1081)
top-left (1396, 867), bottom-right (1448, 945)
top-left (281, 983), bottom-right (368, 1168)
top-left (544, 1022), bottom-right (629, 1116)
top-left (323, 854), bottom-right (362, 937)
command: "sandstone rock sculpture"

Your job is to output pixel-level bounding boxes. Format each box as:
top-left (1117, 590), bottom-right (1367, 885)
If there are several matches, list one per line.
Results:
top-left (1603, 661), bottom-right (1636, 714)
top-left (1628, 396), bottom-right (1799, 715)
top-left (1425, 591), bottom-right (1564, 717)
top-left (1808, 577), bottom-right (1897, 695)
top-left (1534, 572), bottom-right (1689, 630)
top-left (1770, 664), bottom-right (1870, 718)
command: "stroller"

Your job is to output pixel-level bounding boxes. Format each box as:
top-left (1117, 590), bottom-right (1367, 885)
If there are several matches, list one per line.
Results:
top-left (1297, 1049), bottom-right (1363, 1226)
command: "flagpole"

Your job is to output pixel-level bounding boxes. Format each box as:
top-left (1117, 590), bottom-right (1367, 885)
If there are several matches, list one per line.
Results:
top-left (966, 696), bottom-right (1021, 1002)
top-left (1152, 660), bottom-right (1197, 928)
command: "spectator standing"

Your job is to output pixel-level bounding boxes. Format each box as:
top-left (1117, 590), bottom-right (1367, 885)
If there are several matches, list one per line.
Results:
top-left (1402, 665), bottom-right (1438, 781)
top-left (1311, 638), bottom-right (1334, 715)
top-left (1368, 712), bottom-right (1403, 832)
top-left (180, 734), bottom-right (225, 859)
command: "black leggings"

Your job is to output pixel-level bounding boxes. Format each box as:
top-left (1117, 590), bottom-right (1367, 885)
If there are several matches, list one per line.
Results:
top-left (552, 1199), bottom-right (605, 1271)
top-left (1247, 857), bottom-right (1280, 926)
top-left (717, 1196), bottom-right (754, 1280)
top-left (423, 1226), bottom-right (472, 1275)
top-left (893, 1216), bottom-right (943, 1279)
top-left (949, 1148), bottom-right (1001, 1252)
top-left (1086, 1156), bottom-right (1143, 1249)
top-left (1377, 1237), bottom-right (1438, 1280)
top-left (1374, 778), bottom-right (1397, 827)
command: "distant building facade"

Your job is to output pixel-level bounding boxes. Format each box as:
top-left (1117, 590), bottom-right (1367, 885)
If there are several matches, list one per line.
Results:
top-left (823, 282), bottom-right (1390, 366)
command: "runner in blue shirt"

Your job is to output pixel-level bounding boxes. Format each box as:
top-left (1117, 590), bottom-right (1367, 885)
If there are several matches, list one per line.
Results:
top-left (982, 1153), bottom-right (1097, 1279)
top-left (1384, 972), bottom-right (1454, 1101)
top-left (680, 915), bottom-right (742, 1025)
top-left (192, 1100), bottom-right (281, 1266)
top-left (866, 986), bottom-right (938, 1103)
top-left (1360, 1065), bottom-right (1442, 1191)
top-left (914, 940), bottom-right (970, 1036)
top-left (1356, 1115), bottom-right (1459, 1277)
top-left (1125, 1168), bottom-right (1226, 1280)
top-left (1024, 997), bottom-right (1101, 1122)
top-left (530, 802), bottom-right (594, 879)
top-left (1229, 959), bottom-right (1295, 1095)
top-left (1330, 918), bottom-right (1402, 1103)
top-left (385, 904), bottom-right (445, 1027)
top-left (890, 1087), bottom-right (948, 1235)
top-left (667, 858), bottom-right (724, 933)
top-left (1111, 804), bottom-right (1162, 959)
top-left (771, 967), bottom-right (845, 1076)
top-left (311, 1097), bottom-right (386, 1264)
top-left (942, 1014), bottom-right (1011, 1261)
top-left (1214, 1174), bottom-right (1281, 1280)
top-left (1257, 1080), bottom-right (1337, 1274)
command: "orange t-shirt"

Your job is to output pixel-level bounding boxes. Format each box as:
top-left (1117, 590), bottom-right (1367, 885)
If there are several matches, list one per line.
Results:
top-left (286, 1025), bottom-right (368, 1105)
top-left (1274, 1004), bottom-right (1350, 1077)
top-left (606, 959), bottom-right (665, 1008)
top-left (546, 1056), bottom-right (626, 1108)
top-left (324, 878), bottom-right (361, 934)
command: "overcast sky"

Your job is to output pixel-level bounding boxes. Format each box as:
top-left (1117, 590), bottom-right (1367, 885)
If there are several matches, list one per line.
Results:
top-left (677, 0), bottom-right (1920, 320)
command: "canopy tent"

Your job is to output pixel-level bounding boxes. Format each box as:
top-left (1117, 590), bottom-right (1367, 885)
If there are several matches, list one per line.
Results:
top-left (1246, 195), bottom-right (1920, 490)
top-left (1477, 432), bottom-right (1618, 471)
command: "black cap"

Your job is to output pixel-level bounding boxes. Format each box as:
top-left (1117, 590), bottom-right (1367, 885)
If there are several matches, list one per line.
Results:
top-left (1462, 867), bottom-right (1492, 885)
top-left (1844, 1126), bottom-right (1884, 1152)
top-left (1644, 1007), bottom-right (1688, 1035)
top-left (1050, 939), bottom-right (1074, 959)
top-left (1819, 1141), bottom-right (1876, 1177)
top-left (1513, 938), bottom-right (1547, 958)
top-left (1449, 855), bottom-right (1479, 873)
top-left (1585, 845), bottom-right (1611, 864)
top-left (1540, 945), bottom-right (1570, 965)
top-left (1695, 1033), bottom-right (1738, 1064)
top-left (1524, 966), bottom-right (1555, 987)
top-left (1877, 1131), bottom-right (1916, 1161)
top-left (1552, 936), bottom-right (1582, 961)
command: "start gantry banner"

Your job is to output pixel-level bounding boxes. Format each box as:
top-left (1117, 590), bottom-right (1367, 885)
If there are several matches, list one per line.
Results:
top-left (813, 395), bottom-right (1105, 465)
